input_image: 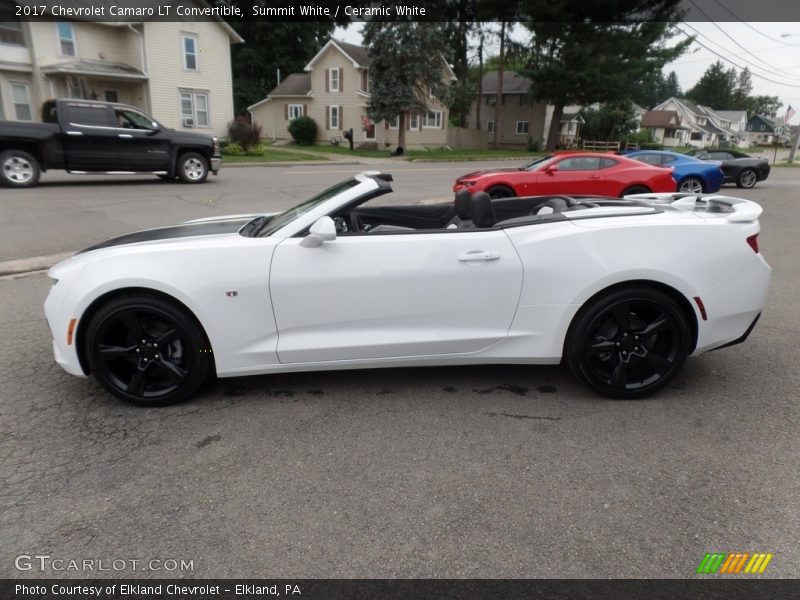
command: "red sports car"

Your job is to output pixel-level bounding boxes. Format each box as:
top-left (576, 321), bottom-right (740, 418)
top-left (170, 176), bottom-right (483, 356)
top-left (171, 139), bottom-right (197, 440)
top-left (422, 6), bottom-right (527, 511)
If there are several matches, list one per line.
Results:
top-left (453, 152), bottom-right (676, 198)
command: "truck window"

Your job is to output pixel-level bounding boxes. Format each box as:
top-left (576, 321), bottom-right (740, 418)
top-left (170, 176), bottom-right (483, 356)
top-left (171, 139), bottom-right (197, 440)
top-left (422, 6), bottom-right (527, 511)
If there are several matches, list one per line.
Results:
top-left (68, 105), bottom-right (110, 127)
top-left (114, 108), bottom-right (157, 131)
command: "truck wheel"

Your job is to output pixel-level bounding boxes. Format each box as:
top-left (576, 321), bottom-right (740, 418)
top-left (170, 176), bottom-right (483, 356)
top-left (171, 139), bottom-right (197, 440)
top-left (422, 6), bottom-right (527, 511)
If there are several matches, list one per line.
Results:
top-left (176, 153), bottom-right (209, 184)
top-left (0, 150), bottom-right (41, 188)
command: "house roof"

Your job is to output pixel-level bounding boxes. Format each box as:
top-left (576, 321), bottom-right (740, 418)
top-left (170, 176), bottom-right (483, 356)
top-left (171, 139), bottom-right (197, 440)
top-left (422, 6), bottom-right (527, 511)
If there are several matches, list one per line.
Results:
top-left (479, 71), bottom-right (531, 94)
top-left (561, 111), bottom-right (584, 123)
top-left (268, 73), bottom-right (311, 97)
top-left (715, 110), bottom-right (747, 123)
top-left (641, 110), bottom-right (684, 129)
top-left (40, 59), bottom-right (148, 80)
top-left (305, 39), bottom-right (369, 70)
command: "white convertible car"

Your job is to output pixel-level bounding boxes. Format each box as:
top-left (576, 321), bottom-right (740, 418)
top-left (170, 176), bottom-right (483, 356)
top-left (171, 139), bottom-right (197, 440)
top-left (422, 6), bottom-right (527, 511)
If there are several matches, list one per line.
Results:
top-left (44, 172), bottom-right (771, 406)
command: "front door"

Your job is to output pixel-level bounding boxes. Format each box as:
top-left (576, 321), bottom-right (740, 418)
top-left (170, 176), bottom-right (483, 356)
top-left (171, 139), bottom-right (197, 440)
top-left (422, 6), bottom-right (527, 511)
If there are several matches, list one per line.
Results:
top-left (61, 103), bottom-right (120, 170)
top-left (270, 230), bottom-right (523, 363)
top-left (533, 155), bottom-right (607, 195)
top-left (111, 107), bottom-right (171, 170)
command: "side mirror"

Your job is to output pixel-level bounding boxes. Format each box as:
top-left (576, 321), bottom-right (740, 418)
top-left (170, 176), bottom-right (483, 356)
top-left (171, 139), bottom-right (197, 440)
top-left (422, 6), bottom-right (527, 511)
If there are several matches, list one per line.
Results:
top-left (300, 216), bottom-right (337, 248)
top-left (544, 164), bottom-right (558, 175)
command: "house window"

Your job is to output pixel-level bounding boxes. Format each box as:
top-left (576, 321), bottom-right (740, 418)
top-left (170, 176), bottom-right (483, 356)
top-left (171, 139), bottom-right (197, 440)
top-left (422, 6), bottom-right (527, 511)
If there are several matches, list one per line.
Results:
top-left (423, 110), bottom-right (442, 128)
top-left (57, 22), bottom-right (76, 56)
top-left (0, 20), bottom-right (24, 46)
top-left (361, 70), bottom-right (369, 93)
top-left (760, 125), bottom-right (765, 131)
top-left (409, 112), bottom-right (419, 129)
top-left (288, 104), bottom-right (303, 120)
top-left (11, 82), bottom-right (32, 121)
top-left (179, 90), bottom-right (209, 127)
top-left (105, 90), bottom-right (118, 103)
top-left (487, 95), bottom-right (496, 106)
top-left (183, 35), bottom-right (198, 71)
top-left (389, 116), bottom-right (399, 129)
top-left (486, 120), bottom-right (495, 133)
top-left (329, 68), bottom-right (339, 92)
top-left (328, 105), bottom-right (339, 129)
top-left (516, 121), bottom-right (529, 134)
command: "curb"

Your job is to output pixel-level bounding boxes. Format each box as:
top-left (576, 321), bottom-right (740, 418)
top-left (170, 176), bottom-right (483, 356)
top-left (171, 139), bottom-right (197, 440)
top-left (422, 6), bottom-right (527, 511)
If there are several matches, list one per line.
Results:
top-left (0, 251), bottom-right (74, 277)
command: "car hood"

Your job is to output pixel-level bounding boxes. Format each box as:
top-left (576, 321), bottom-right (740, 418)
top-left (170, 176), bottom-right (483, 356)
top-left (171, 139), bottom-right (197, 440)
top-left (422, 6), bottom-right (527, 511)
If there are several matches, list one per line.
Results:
top-left (76, 213), bottom-right (273, 254)
top-left (457, 168), bottom-right (520, 180)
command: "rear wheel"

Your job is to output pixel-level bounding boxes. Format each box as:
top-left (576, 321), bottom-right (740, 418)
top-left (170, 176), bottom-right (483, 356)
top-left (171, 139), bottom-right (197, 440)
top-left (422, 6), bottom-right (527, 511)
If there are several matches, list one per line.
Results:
top-left (486, 184), bottom-right (515, 199)
top-left (565, 286), bottom-right (690, 399)
top-left (84, 295), bottom-right (212, 406)
top-left (678, 177), bottom-right (704, 194)
top-left (176, 152), bottom-right (209, 184)
top-left (620, 185), bottom-right (650, 197)
top-left (0, 150), bottom-right (41, 188)
top-left (736, 168), bottom-right (757, 189)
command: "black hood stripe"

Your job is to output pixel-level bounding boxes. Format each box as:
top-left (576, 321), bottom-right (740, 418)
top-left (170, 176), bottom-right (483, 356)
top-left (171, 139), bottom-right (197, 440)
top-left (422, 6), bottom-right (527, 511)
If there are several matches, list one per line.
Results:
top-left (79, 218), bottom-right (253, 253)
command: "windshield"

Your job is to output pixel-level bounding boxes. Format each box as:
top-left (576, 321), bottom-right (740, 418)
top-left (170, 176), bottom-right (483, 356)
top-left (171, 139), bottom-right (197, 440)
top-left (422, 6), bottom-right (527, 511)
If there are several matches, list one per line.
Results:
top-left (521, 155), bottom-right (556, 171)
top-left (256, 179), bottom-right (360, 237)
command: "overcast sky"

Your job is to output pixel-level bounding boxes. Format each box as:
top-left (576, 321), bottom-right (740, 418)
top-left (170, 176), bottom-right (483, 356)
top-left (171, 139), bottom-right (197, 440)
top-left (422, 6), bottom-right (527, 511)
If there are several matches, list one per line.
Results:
top-left (336, 21), bottom-right (800, 124)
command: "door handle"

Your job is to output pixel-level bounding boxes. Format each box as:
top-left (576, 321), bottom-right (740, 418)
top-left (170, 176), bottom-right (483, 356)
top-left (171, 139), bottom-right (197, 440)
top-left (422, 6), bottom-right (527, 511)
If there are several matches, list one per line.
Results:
top-left (458, 251), bottom-right (501, 262)
top-left (118, 134), bottom-right (133, 139)
top-left (66, 131), bottom-right (83, 136)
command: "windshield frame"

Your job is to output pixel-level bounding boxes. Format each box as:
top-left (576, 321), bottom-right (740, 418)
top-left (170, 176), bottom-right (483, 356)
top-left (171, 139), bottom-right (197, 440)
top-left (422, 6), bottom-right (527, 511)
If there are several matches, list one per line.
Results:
top-left (521, 155), bottom-right (557, 171)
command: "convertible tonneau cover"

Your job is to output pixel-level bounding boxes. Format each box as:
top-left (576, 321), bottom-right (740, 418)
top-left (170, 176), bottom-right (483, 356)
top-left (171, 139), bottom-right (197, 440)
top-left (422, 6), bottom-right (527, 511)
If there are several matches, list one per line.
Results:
top-left (624, 192), bottom-right (763, 222)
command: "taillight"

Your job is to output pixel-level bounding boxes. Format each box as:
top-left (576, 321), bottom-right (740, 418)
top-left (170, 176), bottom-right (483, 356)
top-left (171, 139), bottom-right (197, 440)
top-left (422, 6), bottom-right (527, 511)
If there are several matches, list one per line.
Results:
top-left (746, 234), bottom-right (759, 254)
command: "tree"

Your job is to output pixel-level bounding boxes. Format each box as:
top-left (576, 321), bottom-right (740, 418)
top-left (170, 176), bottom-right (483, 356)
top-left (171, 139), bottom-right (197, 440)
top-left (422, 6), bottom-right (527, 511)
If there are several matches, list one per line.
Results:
top-left (580, 102), bottom-right (638, 141)
top-left (224, 20), bottom-right (336, 116)
top-left (746, 95), bottom-right (782, 118)
top-left (732, 67), bottom-right (753, 109)
top-left (521, 2), bottom-right (690, 150)
top-left (685, 61), bottom-right (738, 109)
top-left (362, 23), bottom-right (451, 151)
top-left (663, 71), bottom-right (682, 98)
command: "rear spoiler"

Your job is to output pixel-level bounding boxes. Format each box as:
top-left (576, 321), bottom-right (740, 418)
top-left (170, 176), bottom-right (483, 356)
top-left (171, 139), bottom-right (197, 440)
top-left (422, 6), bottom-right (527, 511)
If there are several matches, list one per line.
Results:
top-left (624, 192), bottom-right (763, 223)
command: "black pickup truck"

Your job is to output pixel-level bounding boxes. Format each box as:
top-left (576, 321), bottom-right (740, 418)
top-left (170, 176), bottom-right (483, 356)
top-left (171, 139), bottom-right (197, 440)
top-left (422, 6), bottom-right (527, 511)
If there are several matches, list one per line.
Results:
top-left (0, 99), bottom-right (222, 188)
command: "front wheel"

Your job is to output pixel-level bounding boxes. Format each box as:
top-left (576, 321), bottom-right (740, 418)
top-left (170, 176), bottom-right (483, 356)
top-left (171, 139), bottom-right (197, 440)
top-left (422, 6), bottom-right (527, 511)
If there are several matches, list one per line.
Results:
top-left (84, 294), bottom-right (212, 406)
top-left (565, 286), bottom-right (691, 399)
top-left (176, 152), bottom-right (209, 184)
top-left (0, 150), bottom-right (41, 188)
top-left (486, 185), bottom-right (515, 199)
top-left (736, 168), bottom-right (757, 189)
top-left (678, 177), bottom-right (704, 194)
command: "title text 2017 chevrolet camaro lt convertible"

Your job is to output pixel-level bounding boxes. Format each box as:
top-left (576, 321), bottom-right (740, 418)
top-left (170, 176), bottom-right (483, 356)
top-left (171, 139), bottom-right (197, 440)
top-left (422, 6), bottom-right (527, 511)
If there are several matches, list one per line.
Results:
top-left (45, 172), bottom-right (771, 406)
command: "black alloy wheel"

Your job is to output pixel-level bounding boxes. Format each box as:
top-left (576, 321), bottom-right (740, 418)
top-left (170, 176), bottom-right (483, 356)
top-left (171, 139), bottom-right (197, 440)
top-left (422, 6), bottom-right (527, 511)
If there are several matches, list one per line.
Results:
top-left (736, 168), bottom-right (757, 189)
top-left (85, 295), bottom-right (211, 406)
top-left (566, 287), bottom-right (690, 399)
top-left (487, 185), bottom-right (516, 199)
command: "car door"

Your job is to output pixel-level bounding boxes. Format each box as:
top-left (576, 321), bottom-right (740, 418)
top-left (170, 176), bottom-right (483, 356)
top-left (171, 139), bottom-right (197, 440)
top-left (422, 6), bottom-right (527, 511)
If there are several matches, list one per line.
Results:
top-left (269, 229), bottom-right (523, 363)
top-left (61, 103), bottom-right (120, 170)
top-left (535, 156), bottom-right (606, 195)
top-left (111, 107), bottom-right (171, 170)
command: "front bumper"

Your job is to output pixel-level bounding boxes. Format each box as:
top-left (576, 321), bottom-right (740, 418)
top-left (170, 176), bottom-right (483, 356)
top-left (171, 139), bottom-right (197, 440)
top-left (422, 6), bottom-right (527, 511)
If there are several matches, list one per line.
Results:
top-left (211, 157), bottom-right (222, 175)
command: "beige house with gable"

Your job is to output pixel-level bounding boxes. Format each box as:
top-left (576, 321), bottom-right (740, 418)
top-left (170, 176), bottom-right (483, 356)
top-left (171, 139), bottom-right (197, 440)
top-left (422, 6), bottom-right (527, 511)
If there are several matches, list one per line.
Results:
top-left (0, 2), bottom-right (241, 137)
top-left (248, 39), bottom-right (456, 149)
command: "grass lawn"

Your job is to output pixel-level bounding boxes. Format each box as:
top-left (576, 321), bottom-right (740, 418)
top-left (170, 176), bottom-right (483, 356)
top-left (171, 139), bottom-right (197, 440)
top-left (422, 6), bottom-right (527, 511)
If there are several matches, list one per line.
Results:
top-left (223, 149), bottom-right (329, 163)
top-left (284, 143), bottom-right (391, 159)
top-left (772, 160), bottom-right (800, 168)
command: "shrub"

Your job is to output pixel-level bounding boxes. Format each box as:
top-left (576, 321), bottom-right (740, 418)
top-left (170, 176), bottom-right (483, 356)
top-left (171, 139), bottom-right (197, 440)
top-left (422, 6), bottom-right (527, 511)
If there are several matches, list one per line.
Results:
top-left (527, 137), bottom-right (541, 152)
top-left (226, 117), bottom-right (262, 151)
top-left (223, 142), bottom-right (244, 156)
top-left (288, 116), bottom-right (318, 145)
top-left (244, 143), bottom-right (266, 157)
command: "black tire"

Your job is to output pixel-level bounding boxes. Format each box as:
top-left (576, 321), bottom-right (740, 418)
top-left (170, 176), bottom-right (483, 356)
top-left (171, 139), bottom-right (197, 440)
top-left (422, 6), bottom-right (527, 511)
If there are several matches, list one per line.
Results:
top-left (565, 286), bottom-right (691, 399)
top-left (0, 149), bottom-right (41, 188)
top-left (176, 152), bottom-right (209, 184)
top-left (620, 185), bottom-right (651, 197)
top-left (486, 184), bottom-right (515, 199)
top-left (736, 168), bottom-right (757, 189)
top-left (84, 294), bottom-right (212, 406)
top-left (677, 176), bottom-right (704, 194)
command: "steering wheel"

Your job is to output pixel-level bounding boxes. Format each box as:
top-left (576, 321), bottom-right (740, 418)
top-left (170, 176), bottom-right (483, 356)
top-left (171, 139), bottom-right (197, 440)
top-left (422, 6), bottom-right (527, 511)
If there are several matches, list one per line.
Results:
top-left (349, 210), bottom-right (363, 233)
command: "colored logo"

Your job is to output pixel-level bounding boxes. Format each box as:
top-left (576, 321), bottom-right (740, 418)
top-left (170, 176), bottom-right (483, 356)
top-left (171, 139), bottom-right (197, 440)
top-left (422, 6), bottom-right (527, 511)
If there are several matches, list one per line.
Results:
top-left (696, 552), bottom-right (773, 574)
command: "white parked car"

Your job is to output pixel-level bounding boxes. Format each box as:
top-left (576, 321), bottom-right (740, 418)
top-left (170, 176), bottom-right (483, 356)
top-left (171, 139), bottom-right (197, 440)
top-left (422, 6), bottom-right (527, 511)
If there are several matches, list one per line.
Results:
top-left (44, 172), bottom-right (771, 406)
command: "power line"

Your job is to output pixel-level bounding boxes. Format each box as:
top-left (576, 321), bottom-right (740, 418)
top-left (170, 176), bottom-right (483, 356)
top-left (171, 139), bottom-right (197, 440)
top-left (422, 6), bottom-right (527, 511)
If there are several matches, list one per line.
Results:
top-left (688, 0), bottom-right (800, 78)
top-left (675, 24), bottom-right (800, 88)
top-left (679, 21), bottom-right (800, 83)
top-left (710, 0), bottom-right (800, 47)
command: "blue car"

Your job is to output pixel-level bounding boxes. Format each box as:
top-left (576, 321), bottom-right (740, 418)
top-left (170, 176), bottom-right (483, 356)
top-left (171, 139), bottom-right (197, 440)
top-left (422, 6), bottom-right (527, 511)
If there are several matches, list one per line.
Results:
top-left (622, 150), bottom-right (724, 194)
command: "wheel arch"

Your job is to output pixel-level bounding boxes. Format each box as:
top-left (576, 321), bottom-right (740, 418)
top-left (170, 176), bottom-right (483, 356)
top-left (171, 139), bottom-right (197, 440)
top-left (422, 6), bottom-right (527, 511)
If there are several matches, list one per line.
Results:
top-left (562, 279), bottom-right (699, 358)
top-left (75, 286), bottom-right (214, 375)
top-left (170, 146), bottom-right (212, 176)
top-left (485, 181), bottom-right (518, 195)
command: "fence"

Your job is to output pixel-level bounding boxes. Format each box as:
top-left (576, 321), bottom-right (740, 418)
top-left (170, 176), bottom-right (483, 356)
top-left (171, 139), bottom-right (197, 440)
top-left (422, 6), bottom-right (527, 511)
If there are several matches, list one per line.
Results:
top-left (582, 140), bottom-right (640, 152)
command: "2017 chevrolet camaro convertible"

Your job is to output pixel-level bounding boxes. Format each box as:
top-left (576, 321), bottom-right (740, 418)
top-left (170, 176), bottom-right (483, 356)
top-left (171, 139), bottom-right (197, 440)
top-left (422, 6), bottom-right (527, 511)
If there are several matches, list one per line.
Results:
top-left (45, 172), bottom-right (771, 406)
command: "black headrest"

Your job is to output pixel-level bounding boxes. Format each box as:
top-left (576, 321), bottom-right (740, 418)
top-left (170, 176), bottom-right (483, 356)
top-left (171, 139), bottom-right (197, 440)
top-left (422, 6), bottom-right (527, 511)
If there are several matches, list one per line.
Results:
top-left (454, 189), bottom-right (472, 219)
top-left (471, 192), bottom-right (496, 228)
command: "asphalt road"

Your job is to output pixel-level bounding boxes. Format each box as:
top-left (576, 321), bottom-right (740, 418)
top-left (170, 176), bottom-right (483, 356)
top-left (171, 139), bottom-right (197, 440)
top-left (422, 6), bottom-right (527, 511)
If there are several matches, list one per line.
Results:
top-left (1, 163), bottom-right (798, 579)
